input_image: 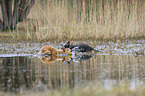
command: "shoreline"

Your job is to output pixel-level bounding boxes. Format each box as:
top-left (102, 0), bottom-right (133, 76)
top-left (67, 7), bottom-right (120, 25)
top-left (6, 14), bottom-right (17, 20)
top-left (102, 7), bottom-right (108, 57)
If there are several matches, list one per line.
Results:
top-left (0, 32), bottom-right (145, 43)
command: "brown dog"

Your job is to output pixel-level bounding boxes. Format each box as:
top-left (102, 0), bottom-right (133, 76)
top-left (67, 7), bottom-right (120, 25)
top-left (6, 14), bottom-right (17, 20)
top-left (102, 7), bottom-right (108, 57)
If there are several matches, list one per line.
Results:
top-left (38, 45), bottom-right (72, 55)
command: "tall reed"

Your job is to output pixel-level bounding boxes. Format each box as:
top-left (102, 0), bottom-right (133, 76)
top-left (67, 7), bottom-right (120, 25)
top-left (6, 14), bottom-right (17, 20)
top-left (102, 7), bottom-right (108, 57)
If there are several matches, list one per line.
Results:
top-left (18, 0), bottom-right (145, 41)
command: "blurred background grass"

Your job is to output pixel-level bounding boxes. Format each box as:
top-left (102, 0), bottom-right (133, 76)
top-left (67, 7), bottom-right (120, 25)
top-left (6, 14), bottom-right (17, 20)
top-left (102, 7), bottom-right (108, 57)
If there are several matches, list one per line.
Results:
top-left (0, 0), bottom-right (145, 42)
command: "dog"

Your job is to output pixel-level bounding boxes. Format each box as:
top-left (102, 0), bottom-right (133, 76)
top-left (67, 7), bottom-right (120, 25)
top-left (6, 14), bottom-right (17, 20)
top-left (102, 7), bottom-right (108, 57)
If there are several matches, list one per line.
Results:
top-left (62, 41), bottom-right (101, 52)
top-left (38, 45), bottom-right (72, 56)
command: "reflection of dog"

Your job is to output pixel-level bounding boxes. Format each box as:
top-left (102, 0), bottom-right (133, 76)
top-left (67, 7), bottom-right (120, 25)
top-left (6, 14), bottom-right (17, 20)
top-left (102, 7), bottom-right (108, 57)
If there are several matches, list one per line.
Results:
top-left (39, 56), bottom-right (72, 64)
top-left (38, 45), bottom-right (72, 55)
top-left (39, 54), bottom-right (94, 64)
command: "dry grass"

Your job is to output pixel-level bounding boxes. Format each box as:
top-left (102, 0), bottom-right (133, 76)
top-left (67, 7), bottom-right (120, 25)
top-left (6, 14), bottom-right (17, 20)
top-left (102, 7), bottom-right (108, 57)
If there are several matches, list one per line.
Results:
top-left (1, 0), bottom-right (145, 42)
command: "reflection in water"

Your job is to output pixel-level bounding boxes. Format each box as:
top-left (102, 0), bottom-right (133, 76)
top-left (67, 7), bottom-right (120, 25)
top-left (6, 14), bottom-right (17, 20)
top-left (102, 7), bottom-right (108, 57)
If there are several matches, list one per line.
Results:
top-left (0, 55), bottom-right (145, 93)
top-left (39, 56), bottom-right (71, 64)
top-left (0, 56), bottom-right (33, 92)
top-left (39, 53), bottom-right (95, 64)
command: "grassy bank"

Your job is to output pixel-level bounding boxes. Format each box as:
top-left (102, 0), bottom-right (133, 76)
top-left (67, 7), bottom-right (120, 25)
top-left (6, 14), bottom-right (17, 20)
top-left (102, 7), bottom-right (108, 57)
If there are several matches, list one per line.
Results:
top-left (29, 85), bottom-right (145, 96)
top-left (1, 84), bottom-right (145, 96)
top-left (0, 0), bottom-right (145, 42)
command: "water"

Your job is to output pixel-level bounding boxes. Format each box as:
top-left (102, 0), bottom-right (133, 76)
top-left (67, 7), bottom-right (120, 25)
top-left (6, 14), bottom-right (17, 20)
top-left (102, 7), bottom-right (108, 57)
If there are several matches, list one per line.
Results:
top-left (0, 40), bottom-right (145, 94)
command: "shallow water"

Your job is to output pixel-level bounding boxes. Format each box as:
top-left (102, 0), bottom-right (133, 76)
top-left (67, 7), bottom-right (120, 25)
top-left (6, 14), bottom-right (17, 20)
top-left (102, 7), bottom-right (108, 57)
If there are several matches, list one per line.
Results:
top-left (0, 40), bottom-right (145, 94)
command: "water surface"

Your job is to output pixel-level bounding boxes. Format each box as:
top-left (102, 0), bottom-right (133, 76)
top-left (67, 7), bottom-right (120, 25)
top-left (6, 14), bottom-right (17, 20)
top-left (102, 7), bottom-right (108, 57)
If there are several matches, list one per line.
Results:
top-left (0, 40), bottom-right (145, 94)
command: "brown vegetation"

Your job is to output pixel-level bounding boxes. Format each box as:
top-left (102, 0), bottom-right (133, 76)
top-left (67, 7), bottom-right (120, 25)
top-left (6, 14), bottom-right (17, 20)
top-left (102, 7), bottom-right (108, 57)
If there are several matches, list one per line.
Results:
top-left (0, 0), bottom-right (145, 41)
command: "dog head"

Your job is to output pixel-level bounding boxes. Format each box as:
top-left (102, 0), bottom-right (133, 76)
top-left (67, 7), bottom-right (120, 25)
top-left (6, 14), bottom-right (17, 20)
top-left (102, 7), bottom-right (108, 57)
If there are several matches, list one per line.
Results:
top-left (62, 41), bottom-right (70, 49)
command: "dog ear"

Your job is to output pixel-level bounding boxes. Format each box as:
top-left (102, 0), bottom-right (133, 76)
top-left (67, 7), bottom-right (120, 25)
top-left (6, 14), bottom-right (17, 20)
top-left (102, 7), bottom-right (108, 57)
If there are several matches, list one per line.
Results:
top-left (67, 41), bottom-right (70, 44)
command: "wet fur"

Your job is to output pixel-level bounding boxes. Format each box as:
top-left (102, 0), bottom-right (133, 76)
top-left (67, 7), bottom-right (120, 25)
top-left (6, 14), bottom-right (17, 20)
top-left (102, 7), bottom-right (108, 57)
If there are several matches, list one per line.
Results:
top-left (62, 41), bottom-right (101, 52)
top-left (38, 45), bottom-right (70, 55)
